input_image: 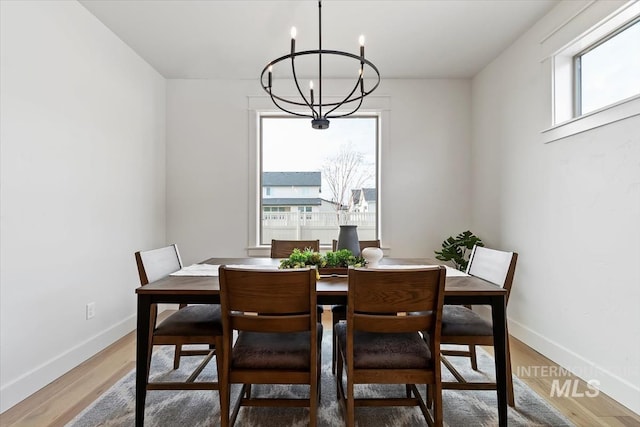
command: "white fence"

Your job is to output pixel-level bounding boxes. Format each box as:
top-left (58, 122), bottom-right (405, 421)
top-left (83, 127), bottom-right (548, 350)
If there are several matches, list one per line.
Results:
top-left (262, 211), bottom-right (377, 245)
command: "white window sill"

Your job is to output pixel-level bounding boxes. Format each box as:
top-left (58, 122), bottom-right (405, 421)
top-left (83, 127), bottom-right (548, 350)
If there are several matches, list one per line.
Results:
top-left (542, 95), bottom-right (640, 143)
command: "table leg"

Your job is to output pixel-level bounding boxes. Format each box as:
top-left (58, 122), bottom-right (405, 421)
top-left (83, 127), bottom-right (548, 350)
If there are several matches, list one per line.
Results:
top-left (136, 295), bottom-right (151, 427)
top-left (491, 295), bottom-right (508, 427)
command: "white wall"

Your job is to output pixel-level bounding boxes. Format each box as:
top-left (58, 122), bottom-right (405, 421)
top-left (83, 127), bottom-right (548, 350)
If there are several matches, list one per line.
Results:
top-left (166, 78), bottom-right (472, 264)
top-left (0, 1), bottom-right (166, 412)
top-left (471, 0), bottom-right (640, 414)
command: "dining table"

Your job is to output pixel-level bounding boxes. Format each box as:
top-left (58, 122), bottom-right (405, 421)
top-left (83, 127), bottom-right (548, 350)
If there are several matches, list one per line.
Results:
top-left (135, 257), bottom-right (509, 427)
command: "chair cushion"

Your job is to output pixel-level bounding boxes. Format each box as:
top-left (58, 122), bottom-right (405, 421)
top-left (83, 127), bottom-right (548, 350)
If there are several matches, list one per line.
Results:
top-left (441, 305), bottom-right (493, 336)
top-left (335, 322), bottom-right (432, 369)
top-left (232, 324), bottom-right (323, 370)
top-left (154, 304), bottom-right (222, 336)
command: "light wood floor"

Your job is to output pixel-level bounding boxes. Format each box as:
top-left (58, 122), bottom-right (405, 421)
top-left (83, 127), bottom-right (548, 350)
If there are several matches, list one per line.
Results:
top-left (2, 311), bottom-right (639, 427)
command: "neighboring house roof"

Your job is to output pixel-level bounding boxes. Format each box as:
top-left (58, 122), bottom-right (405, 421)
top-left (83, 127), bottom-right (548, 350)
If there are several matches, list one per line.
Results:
top-left (362, 188), bottom-right (377, 202)
top-left (351, 188), bottom-right (377, 204)
top-left (262, 198), bottom-right (322, 206)
top-left (262, 172), bottom-right (321, 187)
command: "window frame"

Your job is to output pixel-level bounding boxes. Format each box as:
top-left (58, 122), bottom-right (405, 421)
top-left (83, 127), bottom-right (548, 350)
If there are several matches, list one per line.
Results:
top-left (573, 16), bottom-right (640, 117)
top-left (542, 1), bottom-right (640, 144)
top-left (247, 95), bottom-right (390, 256)
top-left (257, 114), bottom-right (381, 249)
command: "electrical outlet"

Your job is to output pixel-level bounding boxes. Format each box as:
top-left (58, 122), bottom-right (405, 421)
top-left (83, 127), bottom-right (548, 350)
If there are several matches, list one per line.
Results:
top-left (86, 302), bottom-right (96, 320)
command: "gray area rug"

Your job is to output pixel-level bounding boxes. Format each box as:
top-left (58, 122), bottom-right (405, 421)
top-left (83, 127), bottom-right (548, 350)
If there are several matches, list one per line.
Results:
top-left (68, 332), bottom-right (573, 426)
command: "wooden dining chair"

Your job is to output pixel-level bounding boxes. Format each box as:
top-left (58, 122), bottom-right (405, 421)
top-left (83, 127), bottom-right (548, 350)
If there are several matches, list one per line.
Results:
top-left (335, 266), bottom-right (446, 427)
top-left (330, 239), bottom-right (381, 373)
top-left (270, 239), bottom-right (320, 257)
top-left (438, 245), bottom-right (519, 407)
top-left (134, 244), bottom-right (225, 418)
top-left (218, 266), bottom-right (321, 427)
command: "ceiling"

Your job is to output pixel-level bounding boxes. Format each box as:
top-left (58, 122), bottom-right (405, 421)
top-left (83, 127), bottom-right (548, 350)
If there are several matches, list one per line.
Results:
top-left (79, 0), bottom-right (558, 80)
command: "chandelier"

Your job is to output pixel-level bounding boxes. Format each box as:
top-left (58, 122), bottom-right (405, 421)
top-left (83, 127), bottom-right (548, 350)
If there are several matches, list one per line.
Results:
top-left (260, 1), bottom-right (380, 130)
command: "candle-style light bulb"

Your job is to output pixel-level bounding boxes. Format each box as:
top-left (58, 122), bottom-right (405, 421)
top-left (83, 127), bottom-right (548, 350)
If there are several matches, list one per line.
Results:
top-left (268, 65), bottom-right (273, 88)
top-left (309, 80), bottom-right (314, 106)
top-left (309, 80), bottom-right (314, 90)
top-left (359, 35), bottom-right (365, 58)
top-left (290, 27), bottom-right (297, 53)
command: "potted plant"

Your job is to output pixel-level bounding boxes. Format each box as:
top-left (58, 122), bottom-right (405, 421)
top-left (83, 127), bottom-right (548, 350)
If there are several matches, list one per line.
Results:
top-left (279, 248), bottom-right (365, 275)
top-left (434, 230), bottom-right (484, 271)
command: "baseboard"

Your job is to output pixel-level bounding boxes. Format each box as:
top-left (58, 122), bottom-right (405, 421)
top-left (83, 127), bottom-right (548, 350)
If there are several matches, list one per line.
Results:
top-left (0, 314), bottom-right (136, 413)
top-left (508, 317), bottom-right (640, 416)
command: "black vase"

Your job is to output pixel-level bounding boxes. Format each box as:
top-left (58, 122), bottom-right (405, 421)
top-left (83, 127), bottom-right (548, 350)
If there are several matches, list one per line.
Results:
top-left (337, 225), bottom-right (360, 257)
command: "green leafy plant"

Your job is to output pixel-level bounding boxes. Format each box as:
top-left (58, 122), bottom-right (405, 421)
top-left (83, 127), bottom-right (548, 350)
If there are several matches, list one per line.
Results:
top-left (279, 248), bottom-right (325, 269)
top-left (279, 248), bottom-right (365, 269)
top-left (434, 230), bottom-right (484, 271)
top-left (323, 249), bottom-right (365, 268)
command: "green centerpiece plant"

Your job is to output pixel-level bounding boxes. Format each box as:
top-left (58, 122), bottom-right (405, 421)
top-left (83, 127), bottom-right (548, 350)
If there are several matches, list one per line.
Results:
top-left (434, 230), bottom-right (484, 271)
top-left (279, 248), bottom-right (365, 270)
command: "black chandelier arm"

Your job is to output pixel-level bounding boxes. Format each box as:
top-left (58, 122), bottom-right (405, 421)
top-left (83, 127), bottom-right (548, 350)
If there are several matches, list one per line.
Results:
top-left (267, 88), bottom-right (314, 118)
top-left (260, 49), bottom-right (380, 108)
top-left (289, 55), bottom-right (318, 119)
top-left (324, 75), bottom-right (364, 117)
top-left (327, 92), bottom-right (364, 118)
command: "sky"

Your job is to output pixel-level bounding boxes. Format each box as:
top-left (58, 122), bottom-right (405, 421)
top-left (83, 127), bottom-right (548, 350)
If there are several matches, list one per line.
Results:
top-left (581, 19), bottom-right (640, 114)
top-left (261, 116), bottom-right (378, 193)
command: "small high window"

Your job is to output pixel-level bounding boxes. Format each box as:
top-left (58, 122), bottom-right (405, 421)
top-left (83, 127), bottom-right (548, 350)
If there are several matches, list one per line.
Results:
top-left (543, 2), bottom-right (640, 143)
top-left (575, 18), bottom-right (640, 116)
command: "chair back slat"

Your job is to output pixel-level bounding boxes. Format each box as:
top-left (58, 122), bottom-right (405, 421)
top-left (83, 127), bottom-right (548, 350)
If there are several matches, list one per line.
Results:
top-left (219, 267), bottom-right (317, 333)
top-left (232, 314), bottom-right (311, 333)
top-left (353, 312), bottom-right (435, 333)
top-left (351, 269), bottom-right (440, 313)
top-left (271, 239), bottom-right (320, 258)
top-left (220, 268), bottom-right (313, 314)
top-left (467, 246), bottom-right (518, 294)
top-left (135, 244), bottom-right (182, 285)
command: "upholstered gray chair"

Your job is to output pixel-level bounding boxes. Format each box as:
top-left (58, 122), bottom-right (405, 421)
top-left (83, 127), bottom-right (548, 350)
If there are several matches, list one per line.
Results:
top-left (134, 244), bottom-right (224, 419)
top-left (438, 245), bottom-right (519, 407)
top-left (335, 266), bottom-right (446, 426)
top-left (218, 266), bottom-right (321, 427)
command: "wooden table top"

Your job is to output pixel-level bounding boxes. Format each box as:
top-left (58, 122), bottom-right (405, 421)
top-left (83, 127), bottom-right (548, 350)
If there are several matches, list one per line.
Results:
top-left (136, 257), bottom-right (506, 297)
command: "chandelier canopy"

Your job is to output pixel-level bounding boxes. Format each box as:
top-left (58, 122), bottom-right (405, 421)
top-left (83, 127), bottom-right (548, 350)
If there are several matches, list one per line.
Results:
top-left (260, 1), bottom-right (380, 129)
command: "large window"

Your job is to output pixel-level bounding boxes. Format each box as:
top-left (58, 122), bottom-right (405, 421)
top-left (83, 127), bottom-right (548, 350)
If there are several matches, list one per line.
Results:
top-left (575, 18), bottom-right (640, 116)
top-left (260, 116), bottom-right (379, 246)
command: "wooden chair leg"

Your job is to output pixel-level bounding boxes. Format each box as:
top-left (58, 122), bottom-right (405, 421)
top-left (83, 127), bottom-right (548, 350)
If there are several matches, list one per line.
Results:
top-left (506, 334), bottom-right (515, 407)
top-left (432, 381), bottom-right (443, 426)
top-left (310, 375), bottom-right (318, 427)
top-left (147, 305), bottom-right (156, 383)
top-left (171, 304), bottom-right (189, 369)
top-left (469, 344), bottom-right (478, 370)
top-left (215, 337), bottom-right (229, 427)
top-left (346, 375), bottom-right (355, 427)
top-left (173, 345), bottom-right (182, 369)
top-left (332, 315), bottom-right (340, 374)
